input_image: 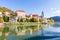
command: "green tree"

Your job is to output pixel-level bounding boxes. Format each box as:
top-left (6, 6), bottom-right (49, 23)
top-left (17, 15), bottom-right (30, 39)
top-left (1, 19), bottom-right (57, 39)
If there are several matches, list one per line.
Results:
top-left (25, 18), bottom-right (30, 22)
top-left (17, 18), bottom-right (23, 22)
top-left (3, 16), bottom-right (9, 22)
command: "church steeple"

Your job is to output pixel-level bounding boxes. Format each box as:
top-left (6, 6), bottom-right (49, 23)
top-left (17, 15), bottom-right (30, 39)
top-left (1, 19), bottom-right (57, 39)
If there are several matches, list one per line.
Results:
top-left (41, 11), bottom-right (44, 18)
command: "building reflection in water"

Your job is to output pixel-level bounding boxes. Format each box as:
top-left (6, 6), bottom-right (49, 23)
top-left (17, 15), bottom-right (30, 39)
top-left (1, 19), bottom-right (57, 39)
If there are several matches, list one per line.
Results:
top-left (16, 24), bottom-right (48, 36)
top-left (0, 23), bottom-right (54, 40)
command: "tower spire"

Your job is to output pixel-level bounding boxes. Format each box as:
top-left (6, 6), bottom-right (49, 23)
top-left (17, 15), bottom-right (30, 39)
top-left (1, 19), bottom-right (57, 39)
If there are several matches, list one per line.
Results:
top-left (41, 11), bottom-right (44, 18)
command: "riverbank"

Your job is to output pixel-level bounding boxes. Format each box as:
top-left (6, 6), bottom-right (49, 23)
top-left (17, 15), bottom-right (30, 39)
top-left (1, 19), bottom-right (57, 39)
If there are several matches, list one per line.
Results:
top-left (3, 22), bottom-right (39, 25)
top-left (0, 22), bottom-right (54, 26)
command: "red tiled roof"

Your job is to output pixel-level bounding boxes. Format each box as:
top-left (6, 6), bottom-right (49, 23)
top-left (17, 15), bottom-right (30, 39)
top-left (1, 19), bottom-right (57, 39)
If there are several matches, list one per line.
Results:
top-left (16, 10), bottom-right (25, 12)
top-left (31, 14), bottom-right (38, 17)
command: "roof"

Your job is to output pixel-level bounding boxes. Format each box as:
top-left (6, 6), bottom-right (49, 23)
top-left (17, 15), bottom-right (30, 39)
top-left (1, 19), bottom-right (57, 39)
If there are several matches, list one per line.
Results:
top-left (16, 10), bottom-right (25, 12)
top-left (31, 14), bottom-right (38, 17)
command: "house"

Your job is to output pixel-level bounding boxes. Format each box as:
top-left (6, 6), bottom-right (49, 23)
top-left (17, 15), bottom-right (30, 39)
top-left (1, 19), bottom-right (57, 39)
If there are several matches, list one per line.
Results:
top-left (9, 17), bottom-right (17, 22)
top-left (15, 10), bottom-right (26, 18)
top-left (0, 12), bottom-right (2, 17)
top-left (30, 14), bottom-right (38, 18)
top-left (9, 14), bottom-right (17, 22)
top-left (39, 16), bottom-right (42, 20)
top-left (43, 18), bottom-right (49, 24)
top-left (4, 11), bottom-right (10, 17)
top-left (4, 11), bottom-right (17, 22)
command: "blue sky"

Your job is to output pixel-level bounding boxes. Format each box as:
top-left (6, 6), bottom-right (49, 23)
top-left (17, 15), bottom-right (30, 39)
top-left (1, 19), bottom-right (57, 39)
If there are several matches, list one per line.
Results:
top-left (0, 0), bottom-right (60, 18)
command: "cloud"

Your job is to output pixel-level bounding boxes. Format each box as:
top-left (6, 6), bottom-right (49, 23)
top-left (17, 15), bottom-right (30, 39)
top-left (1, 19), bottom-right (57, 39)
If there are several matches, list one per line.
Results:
top-left (51, 8), bottom-right (57, 11)
top-left (52, 10), bottom-right (60, 16)
top-left (50, 8), bottom-right (60, 15)
top-left (45, 8), bottom-right (60, 17)
top-left (53, 10), bottom-right (60, 13)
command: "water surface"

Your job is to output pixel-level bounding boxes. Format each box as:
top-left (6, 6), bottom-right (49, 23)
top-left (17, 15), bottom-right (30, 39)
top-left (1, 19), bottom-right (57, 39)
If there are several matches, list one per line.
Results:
top-left (0, 22), bottom-right (60, 40)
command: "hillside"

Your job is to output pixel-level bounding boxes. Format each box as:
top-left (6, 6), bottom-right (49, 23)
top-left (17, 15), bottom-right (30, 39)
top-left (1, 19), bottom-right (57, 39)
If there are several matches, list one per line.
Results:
top-left (50, 16), bottom-right (60, 22)
top-left (0, 6), bottom-right (15, 14)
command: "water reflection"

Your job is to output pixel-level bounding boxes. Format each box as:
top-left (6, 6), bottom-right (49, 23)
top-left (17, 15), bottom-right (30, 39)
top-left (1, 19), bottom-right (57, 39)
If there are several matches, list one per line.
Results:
top-left (0, 23), bottom-right (54, 40)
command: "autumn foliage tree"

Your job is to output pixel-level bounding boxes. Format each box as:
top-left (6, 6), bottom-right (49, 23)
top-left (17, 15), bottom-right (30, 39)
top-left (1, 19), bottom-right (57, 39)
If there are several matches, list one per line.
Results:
top-left (49, 19), bottom-right (54, 23)
top-left (39, 19), bottom-right (43, 23)
top-left (0, 6), bottom-right (15, 22)
top-left (0, 17), bottom-right (4, 23)
top-left (30, 18), bottom-right (38, 22)
top-left (0, 6), bottom-right (15, 14)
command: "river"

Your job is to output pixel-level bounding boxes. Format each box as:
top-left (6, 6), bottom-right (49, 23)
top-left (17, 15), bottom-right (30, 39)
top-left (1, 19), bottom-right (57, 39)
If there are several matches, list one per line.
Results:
top-left (0, 22), bottom-right (60, 40)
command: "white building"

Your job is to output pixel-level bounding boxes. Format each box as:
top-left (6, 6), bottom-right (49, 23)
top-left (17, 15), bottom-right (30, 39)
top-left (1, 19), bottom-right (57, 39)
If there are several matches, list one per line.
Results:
top-left (4, 11), bottom-right (10, 17)
top-left (9, 14), bottom-right (17, 22)
top-left (0, 12), bottom-right (2, 17)
top-left (15, 10), bottom-right (26, 18)
top-left (30, 14), bottom-right (38, 18)
top-left (43, 18), bottom-right (49, 24)
top-left (9, 17), bottom-right (17, 22)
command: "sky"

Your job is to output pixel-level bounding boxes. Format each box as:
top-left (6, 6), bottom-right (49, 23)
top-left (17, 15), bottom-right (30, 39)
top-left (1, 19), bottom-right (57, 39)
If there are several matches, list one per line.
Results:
top-left (0, 0), bottom-right (60, 18)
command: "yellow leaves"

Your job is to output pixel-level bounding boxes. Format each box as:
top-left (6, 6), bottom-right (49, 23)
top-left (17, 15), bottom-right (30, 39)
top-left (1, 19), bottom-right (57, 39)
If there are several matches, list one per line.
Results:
top-left (31, 18), bottom-right (38, 22)
top-left (0, 6), bottom-right (15, 14)
top-left (49, 19), bottom-right (54, 23)
top-left (39, 19), bottom-right (43, 23)
top-left (0, 17), bottom-right (4, 23)
top-left (49, 19), bottom-right (54, 25)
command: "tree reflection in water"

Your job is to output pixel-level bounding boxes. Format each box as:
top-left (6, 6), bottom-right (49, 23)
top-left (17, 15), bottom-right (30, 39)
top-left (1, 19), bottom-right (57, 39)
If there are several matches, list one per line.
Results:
top-left (0, 23), bottom-right (54, 40)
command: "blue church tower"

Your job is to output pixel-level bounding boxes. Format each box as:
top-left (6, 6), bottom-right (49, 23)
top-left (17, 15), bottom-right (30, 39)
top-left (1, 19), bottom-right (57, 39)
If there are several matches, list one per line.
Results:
top-left (41, 11), bottom-right (44, 18)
